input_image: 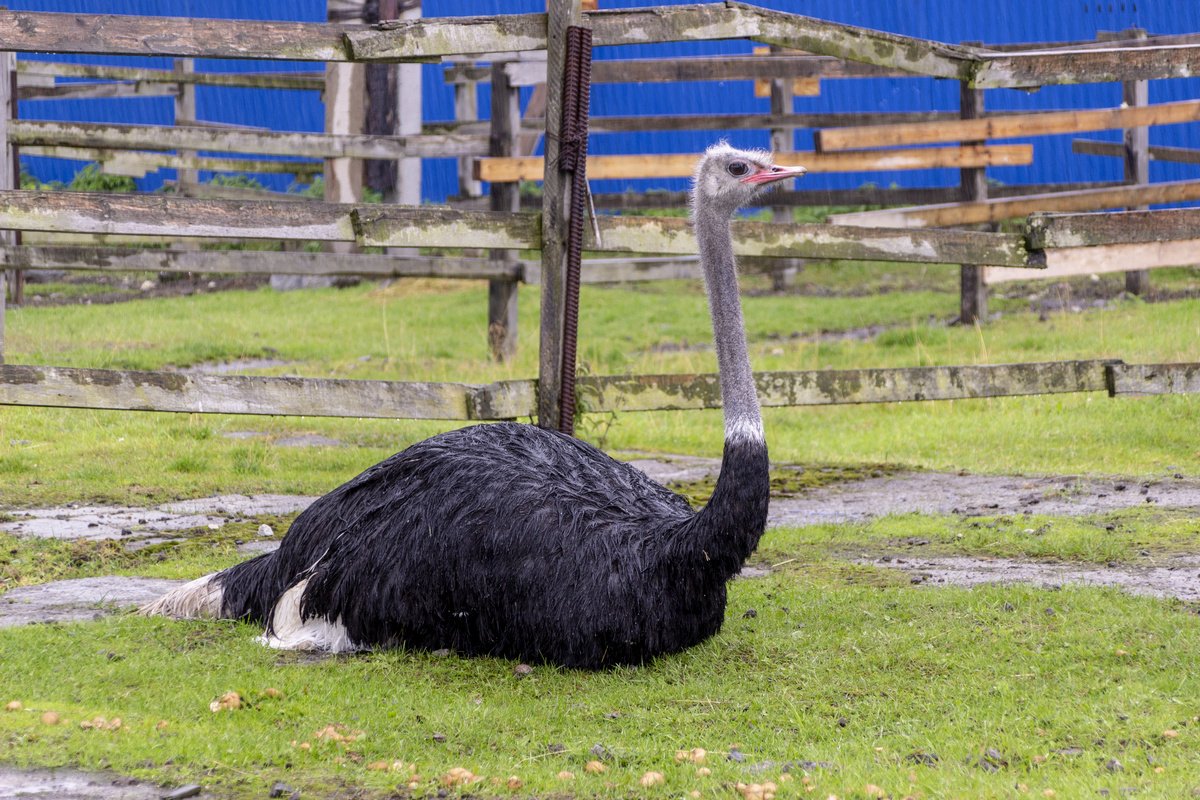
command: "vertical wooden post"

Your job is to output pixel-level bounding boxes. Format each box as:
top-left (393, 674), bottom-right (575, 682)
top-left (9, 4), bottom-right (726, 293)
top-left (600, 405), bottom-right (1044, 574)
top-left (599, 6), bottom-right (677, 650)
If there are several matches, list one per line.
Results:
top-left (538, 0), bottom-right (583, 429)
top-left (364, 0), bottom-right (399, 201)
top-left (958, 81), bottom-right (988, 325)
top-left (768, 44), bottom-right (799, 292)
top-left (488, 63), bottom-right (520, 362)
top-left (172, 58), bottom-right (198, 197)
top-left (1122, 29), bottom-right (1150, 296)
top-left (394, 1), bottom-right (422, 211)
top-left (0, 49), bottom-right (14, 362)
top-left (454, 80), bottom-right (482, 200)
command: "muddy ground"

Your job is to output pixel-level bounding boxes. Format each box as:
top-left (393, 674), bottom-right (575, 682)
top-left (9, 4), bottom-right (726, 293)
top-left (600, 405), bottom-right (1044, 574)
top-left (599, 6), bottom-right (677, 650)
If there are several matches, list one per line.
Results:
top-left (4, 455), bottom-right (1200, 630)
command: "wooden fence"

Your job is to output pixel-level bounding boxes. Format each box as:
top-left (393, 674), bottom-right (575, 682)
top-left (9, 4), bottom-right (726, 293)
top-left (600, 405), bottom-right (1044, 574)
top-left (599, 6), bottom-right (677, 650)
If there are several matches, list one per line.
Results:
top-left (0, 3), bottom-right (1198, 431)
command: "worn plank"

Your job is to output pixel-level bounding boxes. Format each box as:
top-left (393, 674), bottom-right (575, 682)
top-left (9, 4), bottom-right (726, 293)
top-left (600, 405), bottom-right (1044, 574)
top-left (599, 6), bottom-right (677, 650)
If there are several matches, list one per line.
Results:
top-left (443, 53), bottom-right (903, 86)
top-left (1073, 138), bottom-right (1200, 166)
top-left (0, 364), bottom-right (475, 419)
top-left (573, 361), bottom-right (1112, 413)
top-left (973, 43), bottom-right (1200, 89)
top-left (476, 144), bottom-right (1033, 182)
top-left (0, 11), bottom-right (350, 61)
top-left (0, 191), bottom-right (356, 241)
top-left (17, 60), bottom-right (325, 90)
top-left (596, 216), bottom-right (1030, 267)
top-left (1108, 363), bottom-right (1200, 397)
top-left (1026, 208), bottom-right (1200, 249)
top-left (352, 206), bottom-right (540, 250)
top-left (829, 179), bottom-right (1200, 229)
top-left (984, 239), bottom-right (1200, 284)
top-left (553, 110), bottom-right (955, 134)
top-left (10, 120), bottom-right (487, 160)
top-left (0, 245), bottom-right (523, 280)
top-left (18, 147), bottom-right (323, 179)
top-left (815, 99), bottom-right (1200, 152)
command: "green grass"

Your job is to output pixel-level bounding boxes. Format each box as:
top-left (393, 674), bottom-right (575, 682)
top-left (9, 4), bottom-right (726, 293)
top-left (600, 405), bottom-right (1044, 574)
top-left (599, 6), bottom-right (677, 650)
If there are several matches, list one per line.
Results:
top-left (2, 572), bottom-right (1199, 798)
top-left (3, 269), bottom-right (1200, 505)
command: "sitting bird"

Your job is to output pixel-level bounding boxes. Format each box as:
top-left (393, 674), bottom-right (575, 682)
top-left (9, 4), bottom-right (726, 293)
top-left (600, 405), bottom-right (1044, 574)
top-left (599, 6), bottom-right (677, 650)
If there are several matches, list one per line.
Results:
top-left (143, 143), bottom-right (806, 669)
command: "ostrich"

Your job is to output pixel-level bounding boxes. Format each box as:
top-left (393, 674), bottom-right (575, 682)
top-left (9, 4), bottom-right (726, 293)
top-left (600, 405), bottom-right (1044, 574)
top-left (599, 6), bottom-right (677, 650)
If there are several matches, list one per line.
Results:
top-left (143, 143), bottom-right (806, 669)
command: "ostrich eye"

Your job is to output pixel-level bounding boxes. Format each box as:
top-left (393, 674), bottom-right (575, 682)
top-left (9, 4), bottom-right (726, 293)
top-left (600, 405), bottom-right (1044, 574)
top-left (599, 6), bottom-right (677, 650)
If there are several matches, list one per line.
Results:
top-left (726, 161), bottom-right (750, 177)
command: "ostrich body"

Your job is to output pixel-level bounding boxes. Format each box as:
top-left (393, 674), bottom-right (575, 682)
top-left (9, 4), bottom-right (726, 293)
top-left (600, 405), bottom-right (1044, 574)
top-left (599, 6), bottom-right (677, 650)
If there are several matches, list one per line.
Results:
top-left (143, 144), bottom-right (805, 669)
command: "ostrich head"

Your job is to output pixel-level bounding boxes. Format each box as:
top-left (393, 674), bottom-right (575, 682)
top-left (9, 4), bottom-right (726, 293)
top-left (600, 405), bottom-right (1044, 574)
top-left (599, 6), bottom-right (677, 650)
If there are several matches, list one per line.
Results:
top-left (691, 142), bottom-right (807, 219)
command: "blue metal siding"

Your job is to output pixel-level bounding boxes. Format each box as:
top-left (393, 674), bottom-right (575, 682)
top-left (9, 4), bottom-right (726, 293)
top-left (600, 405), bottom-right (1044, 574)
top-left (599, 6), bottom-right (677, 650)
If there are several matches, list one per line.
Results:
top-left (9, 0), bottom-right (1200, 202)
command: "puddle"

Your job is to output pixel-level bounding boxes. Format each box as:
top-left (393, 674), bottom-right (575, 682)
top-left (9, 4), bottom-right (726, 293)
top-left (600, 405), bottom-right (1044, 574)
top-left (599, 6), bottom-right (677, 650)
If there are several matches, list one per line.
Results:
top-left (0, 506), bottom-right (226, 542)
top-left (0, 768), bottom-right (207, 799)
top-left (858, 553), bottom-right (1200, 602)
top-left (0, 577), bottom-right (185, 628)
top-left (274, 434), bottom-right (343, 448)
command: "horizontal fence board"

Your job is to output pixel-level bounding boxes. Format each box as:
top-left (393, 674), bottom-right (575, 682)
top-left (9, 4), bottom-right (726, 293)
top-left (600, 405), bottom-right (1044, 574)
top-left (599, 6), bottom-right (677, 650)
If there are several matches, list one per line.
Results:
top-left (974, 43), bottom-right (1200, 88)
top-left (0, 191), bottom-right (357, 241)
top-left (10, 121), bottom-right (488, 160)
top-left (577, 361), bottom-right (1114, 412)
top-left (477, 144), bottom-right (1032, 182)
top-left (0, 245), bottom-right (523, 280)
top-left (17, 60), bottom-right (325, 90)
top-left (0, 361), bottom-right (1121, 420)
top-left (815, 99), bottom-right (1200, 152)
top-left (0, 365), bottom-right (476, 419)
top-left (1109, 363), bottom-right (1200, 396)
top-left (590, 216), bottom-right (1032, 267)
top-left (352, 207), bottom-right (540, 250)
top-left (984, 239), bottom-right (1200, 283)
top-left (19, 146), bottom-right (322, 179)
top-left (829, 179), bottom-right (1200, 228)
top-left (0, 11), bottom-right (351, 61)
top-left (1027, 208), bottom-right (1200, 249)
top-left (543, 110), bottom-right (957, 134)
top-left (1072, 138), bottom-right (1200, 165)
top-left (584, 182), bottom-right (1123, 211)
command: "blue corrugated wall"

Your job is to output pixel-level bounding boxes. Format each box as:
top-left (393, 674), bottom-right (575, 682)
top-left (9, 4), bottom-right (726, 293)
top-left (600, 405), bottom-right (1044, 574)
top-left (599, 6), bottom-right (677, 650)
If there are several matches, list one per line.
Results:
top-left (9, 0), bottom-right (1200, 202)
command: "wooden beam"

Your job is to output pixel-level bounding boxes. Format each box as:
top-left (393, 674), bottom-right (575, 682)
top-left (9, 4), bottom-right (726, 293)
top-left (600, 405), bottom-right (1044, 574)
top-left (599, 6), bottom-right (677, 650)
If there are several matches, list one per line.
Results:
top-left (17, 60), bottom-right (325, 90)
top-left (984, 239), bottom-right (1200, 284)
top-left (0, 364), bottom-right (477, 419)
top-left (0, 244), bottom-right (523, 280)
top-left (0, 191), bottom-right (357, 241)
top-left (973, 43), bottom-right (1200, 89)
top-left (561, 110), bottom-right (956, 134)
top-left (352, 206), bottom-right (540, 250)
top-left (0, 11), bottom-right (351, 61)
top-left (1109, 363), bottom-right (1200, 397)
top-left (0, 360), bottom-right (1120, 421)
top-left (476, 144), bottom-right (1033, 183)
top-left (828, 179), bottom-right (1200, 229)
top-left (18, 147), bottom-right (322, 179)
top-left (9, 120), bottom-right (487, 160)
top-left (1026, 208), bottom-right (1200, 249)
top-left (815, 100), bottom-right (1200, 152)
top-left (1073, 138), bottom-right (1200, 166)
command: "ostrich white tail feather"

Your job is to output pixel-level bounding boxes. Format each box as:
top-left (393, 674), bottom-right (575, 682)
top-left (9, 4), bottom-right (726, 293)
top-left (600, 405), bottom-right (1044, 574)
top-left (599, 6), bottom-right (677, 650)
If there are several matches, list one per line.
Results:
top-left (259, 578), bottom-right (358, 652)
top-left (139, 572), bottom-right (224, 618)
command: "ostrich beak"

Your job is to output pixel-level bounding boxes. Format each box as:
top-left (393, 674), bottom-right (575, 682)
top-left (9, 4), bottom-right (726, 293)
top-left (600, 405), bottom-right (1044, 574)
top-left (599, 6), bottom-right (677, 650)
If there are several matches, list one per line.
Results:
top-left (740, 164), bottom-right (808, 186)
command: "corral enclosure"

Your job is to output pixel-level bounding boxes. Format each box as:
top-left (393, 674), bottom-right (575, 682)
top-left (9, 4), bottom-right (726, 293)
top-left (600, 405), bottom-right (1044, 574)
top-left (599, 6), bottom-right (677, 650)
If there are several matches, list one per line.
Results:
top-left (0, 0), bottom-right (1198, 430)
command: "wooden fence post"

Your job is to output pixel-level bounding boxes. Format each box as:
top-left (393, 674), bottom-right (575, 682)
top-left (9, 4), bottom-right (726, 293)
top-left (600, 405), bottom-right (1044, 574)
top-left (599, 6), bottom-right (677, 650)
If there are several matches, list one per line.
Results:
top-left (454, 79), bottom-right (482, 200)
top-left (538, 0), bottom-right (583, 429)
top-left (488, 62), bottom-right (519, 361)
top-left (959, 80), bottom-right (988, 324)
top-left (1123, 29), bottom-right (1150, 296)
top-left (394, 0), bottom-right (422, 211)
top-left (172, 58), bottom-right (198, 196)
top-left (769, 44), bottom-right (799, 291)
top-left (0, 48), bottom-right (13, 361)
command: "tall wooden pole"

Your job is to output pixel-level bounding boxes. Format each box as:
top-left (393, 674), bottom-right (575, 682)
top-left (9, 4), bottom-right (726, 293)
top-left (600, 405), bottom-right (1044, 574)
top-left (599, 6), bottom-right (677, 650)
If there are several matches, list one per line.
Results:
top-left (488, 62), bottom-right (519, 361)
top-left (537, 0), bottom-right (583, 429)
top-left (172, 58), bottom-right (198, 196)
top-left (1123, 29), bottom-right (1150, 296)
top-left (958, 81), bottom-right (988, 324)
top-left (0, 49), bottom-right (13, 362)
top-left (769, 44), bottom-right (799, 291)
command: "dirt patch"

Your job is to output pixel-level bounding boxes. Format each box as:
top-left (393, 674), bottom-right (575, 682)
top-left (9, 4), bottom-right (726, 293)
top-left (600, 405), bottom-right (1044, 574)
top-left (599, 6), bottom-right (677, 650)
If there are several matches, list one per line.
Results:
top-left (857, 553), bottom-right (1200, 602)
top-left (180, 357), bottom-right (293, 375)
top-left (0, 577), bottom-right (184, 628)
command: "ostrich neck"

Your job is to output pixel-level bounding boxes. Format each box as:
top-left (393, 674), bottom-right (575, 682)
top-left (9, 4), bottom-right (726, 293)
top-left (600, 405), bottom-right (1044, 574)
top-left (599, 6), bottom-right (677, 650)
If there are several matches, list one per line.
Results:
top-left (695, 205), bottom-right (762, 442)
top-left (679, 201), bottom-right (770, 580)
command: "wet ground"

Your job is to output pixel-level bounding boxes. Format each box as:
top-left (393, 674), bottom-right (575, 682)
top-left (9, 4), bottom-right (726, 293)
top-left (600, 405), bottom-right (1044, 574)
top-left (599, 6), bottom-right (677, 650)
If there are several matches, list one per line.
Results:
top-left (0, 767), bottom-right (207, 799)
top-left (3, 456), bottom-right (1199, 630)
